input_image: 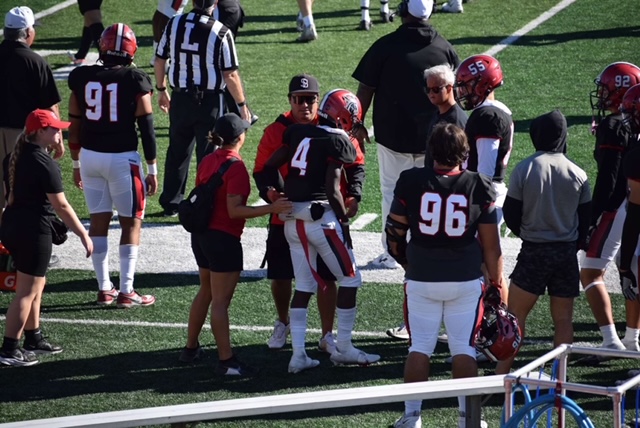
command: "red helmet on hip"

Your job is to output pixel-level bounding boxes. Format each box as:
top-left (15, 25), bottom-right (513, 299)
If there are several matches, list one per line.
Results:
top-left (621, 83), bottom-right (640, 134)
top-left (318, 89), bottom-right (363, 135)
top-left (454, 54), bottom-right (503, 110)
top-left (591, 62), bottom-right (640, 116)
top-left (99, 23), bottom-right (138, 66)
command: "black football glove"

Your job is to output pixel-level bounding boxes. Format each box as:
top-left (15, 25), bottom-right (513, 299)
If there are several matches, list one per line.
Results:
top-left (621, 270), bottom-right (639, 301)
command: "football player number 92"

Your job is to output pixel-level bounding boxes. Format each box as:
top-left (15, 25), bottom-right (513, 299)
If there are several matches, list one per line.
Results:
top-left (419, 193), bottom-right (468, 237)
top-left (85, 81), bottom-right (119, 122)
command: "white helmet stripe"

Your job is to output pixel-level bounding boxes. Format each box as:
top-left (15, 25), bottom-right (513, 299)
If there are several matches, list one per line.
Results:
top-left (115, 23), bottom-right (124, 52)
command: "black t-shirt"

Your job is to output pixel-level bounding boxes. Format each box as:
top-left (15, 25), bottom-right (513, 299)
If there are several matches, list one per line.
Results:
top-left (352, 22), bottom-right (459, 154)
top-left (282, 124), bottom-right (356, 202)
top-left (465, 103), bottom-right (514, 183)
top-left (0, 41), bottom-right (61, 129)
top-left (2, 144), bottom-right (64, 233)
top-left (68, 65), bottom-right (153, 154)
top-left (591, 114), bottom-right (634, 222)
top-left (424, 104), bottom-right (468, 167)
top-left (391, 167), bottom-right (496, 282)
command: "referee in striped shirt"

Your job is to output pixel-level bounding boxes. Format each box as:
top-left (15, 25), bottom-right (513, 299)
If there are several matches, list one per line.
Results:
top-left (154, 0), bottom-right (250, 217)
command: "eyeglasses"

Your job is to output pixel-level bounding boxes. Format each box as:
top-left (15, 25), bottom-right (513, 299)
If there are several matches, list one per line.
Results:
top-left (426, 85), bottom-right (447, 94)
top-left (291, 95), bottom-right (318, 105)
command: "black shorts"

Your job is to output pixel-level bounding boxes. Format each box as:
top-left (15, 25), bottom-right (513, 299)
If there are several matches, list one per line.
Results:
top-left (266, 224), bottom-right (335, 281)
top-left (191, 229), bottom-right (242, 273)
top-left (0, 227), bottom-right (51, 277)
top-left (78, 0), bottom-right (102, 14)
top-left (510, 241), bottom-right (579, 298)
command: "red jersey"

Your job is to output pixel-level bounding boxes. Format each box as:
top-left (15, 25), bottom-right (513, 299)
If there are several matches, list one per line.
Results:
top-left (196, 148), bottom-right (250, 238)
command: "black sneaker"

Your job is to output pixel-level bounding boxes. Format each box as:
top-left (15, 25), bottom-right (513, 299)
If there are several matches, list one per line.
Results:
top-left (215, 356), bottom-right (258, 377)
top-left (163, 208), bottom-right (178, 218)
top-left (0, 348), bottom-right (39, 367)
top-left (179, 345), bottom-right (204, 363)
top-left (23, 337), bottom-right (63, 355)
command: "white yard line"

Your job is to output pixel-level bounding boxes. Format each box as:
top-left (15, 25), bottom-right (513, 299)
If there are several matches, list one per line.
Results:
top-left (483, 0), bottom-right (577, 57)
top-left (0, 0), bottom-right (77, 37)
top-left (0, 315), bottom-right (383, 337)
top-left (351, 213), bottom-right (378, 230)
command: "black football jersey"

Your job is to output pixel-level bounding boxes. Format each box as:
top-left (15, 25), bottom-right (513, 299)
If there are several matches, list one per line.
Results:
top-left (68, 65), bottom-right (153, 153)
top-left (391, 168), bottom-right (497, 282)
top-left (282, 124), bottom-right (356, 202)
top-left (465, 102), bottom-right (514, 183)
top-left (624, 145), bottom-right (640, 182)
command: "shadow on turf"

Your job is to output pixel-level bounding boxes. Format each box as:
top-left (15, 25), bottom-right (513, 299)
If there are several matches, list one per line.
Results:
top-left (447, 26), bottom-right (640, 48)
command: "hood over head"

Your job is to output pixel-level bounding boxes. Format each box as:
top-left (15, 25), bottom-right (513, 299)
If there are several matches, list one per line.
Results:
top-left (529, 109), bottom-right (567, 153)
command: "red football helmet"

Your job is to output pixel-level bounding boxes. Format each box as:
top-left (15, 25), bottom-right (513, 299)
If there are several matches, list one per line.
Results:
top-left (454, 54), bottom-right (504, 110)
top-left (621, 83), bottom-right (640, 134)
top-left (318, 89), bottom-right (363, 135)
top-left (590, 62), bottom-right (640, 115)
top-left (474, 287), bottom-right (522, 362)
top-left (99, 23), bottom-right (138, 65)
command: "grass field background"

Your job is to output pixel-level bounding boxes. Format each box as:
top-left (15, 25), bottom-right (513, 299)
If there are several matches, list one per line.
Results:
top-left (2, 0), bottom-right (640, 426)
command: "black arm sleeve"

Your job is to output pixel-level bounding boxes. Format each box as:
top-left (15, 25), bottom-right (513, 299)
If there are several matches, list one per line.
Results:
top-left (591, 148), bottom-right (622, 224)
top-left (502, 196), bottom-right (523, 237)
top-left (620, 201), bottom-right (640, 270)
top-left (253, 169), bottom-right (284, 203)
top-left (344, 164), bottom-right (365, 202)
top-left (136, 114), bottom-right (157, 161)
top-left (577, 201), bottom-right (592, 247)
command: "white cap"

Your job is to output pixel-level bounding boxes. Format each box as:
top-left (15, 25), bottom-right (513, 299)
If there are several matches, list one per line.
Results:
top-left (408, 0), bottom-right (434, 19)
top-left (4, 6), bottom-right (35, 30)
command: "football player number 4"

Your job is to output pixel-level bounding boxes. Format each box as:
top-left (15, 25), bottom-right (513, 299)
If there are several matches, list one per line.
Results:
top-left (85, 81), bottom-right (118, 122)
top-left (291, 138), bottom-right (311, 176)
top-left (419, 192), bottom-right (468, 237)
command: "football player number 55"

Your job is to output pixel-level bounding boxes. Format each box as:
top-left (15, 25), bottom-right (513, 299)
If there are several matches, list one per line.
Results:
top-left (419, 192), bottom-right (468, 237)
top-left (85, 81), bottom-right (118, 122)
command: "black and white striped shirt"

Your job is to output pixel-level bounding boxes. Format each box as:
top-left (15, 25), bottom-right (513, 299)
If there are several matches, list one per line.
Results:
top-left (156, 10), bottom-right (239, 91)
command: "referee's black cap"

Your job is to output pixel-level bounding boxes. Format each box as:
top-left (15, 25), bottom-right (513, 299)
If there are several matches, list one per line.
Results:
top-left (289, 74), bottom-right (320, 95)
top-left (193, 0), bottom-right (216, 9)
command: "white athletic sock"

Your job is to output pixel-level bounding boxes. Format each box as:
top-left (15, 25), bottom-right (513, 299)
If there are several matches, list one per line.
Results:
top-left (303, 14), bottom-right (314, 28)
top-left (624, 327), bottom-right (640, 343)
top-left (290, 308), bottom-right (308, 355)
top-left (458, 396), bottom-right (466, 414)
top-left (119, 244), bottom-right (138, 294)
top-left (380, 0), bottom-right (389, 13)
top-left (600, 324), bottom-right (620, 346)
top-left (91, 236), bottom-right (111, 291)
top-left (337, 307), bottom-right (357, 351)
top-left (361, 0), bottom-right (371, 21)
top-left (404, 401), bottom-right (421, 415)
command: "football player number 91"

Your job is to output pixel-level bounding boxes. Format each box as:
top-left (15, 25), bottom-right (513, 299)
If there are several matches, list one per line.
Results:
top-left (419, 192), bottom-right (468, 237)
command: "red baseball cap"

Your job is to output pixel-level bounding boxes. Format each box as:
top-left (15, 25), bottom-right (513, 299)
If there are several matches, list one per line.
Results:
top-left (25, 109), bottom-right (71, 134)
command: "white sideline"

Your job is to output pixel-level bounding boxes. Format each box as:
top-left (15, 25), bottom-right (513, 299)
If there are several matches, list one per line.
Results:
top-left (0, 375), bottom-right (506, 428)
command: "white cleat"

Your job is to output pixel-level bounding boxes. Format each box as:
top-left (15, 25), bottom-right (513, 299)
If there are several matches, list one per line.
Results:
top-left (330, 346), bottom-right (380, 366)
top-left (393, 412), bottom-right (422, 428)
top-left (267, 320), bottom-right (289, 349)
top-left (441, 1), bottom-right (464, 13)
top-left (318, 332), bottom-right (337, 354)
top-left (297, 24), bottom-right (318, 42)
top-left (288, 353), bottom-right (320, 374)
top-left (623, 339), bottom-right (640, 352)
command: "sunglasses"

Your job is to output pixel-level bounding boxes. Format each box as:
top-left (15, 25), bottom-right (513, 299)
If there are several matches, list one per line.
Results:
top-left (291, 95), bottom-right (318, 105)
top-left (426, 85), bottom-right (447, 94)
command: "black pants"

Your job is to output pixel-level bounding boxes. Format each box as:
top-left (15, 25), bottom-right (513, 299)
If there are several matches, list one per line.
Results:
top-left (159, 91), bottom-right (222, 211)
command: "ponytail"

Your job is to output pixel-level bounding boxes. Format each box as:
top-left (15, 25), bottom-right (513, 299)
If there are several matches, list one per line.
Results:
top-left (7, 131), bottom-right (30, 207)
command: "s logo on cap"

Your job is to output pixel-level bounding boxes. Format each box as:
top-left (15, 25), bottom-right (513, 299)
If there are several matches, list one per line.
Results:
top-left (300, 78), bottom-right (309, 89)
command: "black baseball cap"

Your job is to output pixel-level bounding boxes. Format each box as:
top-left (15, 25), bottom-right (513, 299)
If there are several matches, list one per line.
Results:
top-left (214, 113), bottom-right (251, 141)
top-left (289, 74), bottom-right (320, 95)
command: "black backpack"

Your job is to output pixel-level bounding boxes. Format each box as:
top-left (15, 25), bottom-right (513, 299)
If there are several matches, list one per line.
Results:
top-left (178, 158), bottom-right (238, 234)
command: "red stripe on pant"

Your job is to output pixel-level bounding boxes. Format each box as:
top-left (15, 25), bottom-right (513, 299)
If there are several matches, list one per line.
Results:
top-left (296, 220), bottom-right (330, 292)
top-left (586, 211), bottom-right (616, 258)
top-left (171, 0), bottom-right (183, 11)
top-left (322, 227), bottom-right (355, 277)
top-left (402, 281), bottom-right (411, 345)
top-left (129, 163), bottom-right (145, 219)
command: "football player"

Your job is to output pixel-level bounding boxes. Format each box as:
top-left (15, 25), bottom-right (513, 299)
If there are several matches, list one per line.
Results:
top-left (580, 62), bottom-right (640, 353)
top-left (262, 89), bottom-right (380, 373)
top-left (358, 0), bottom-right (392, 30)
top-left (388, 123), bottom-right (502, 428)
top-left (618, 84), bottom-right (640, 333)
top-left (68, 24), bottom-right (158, 308)
top-left (253, 75), bottom-right (365, 354)
top-left (150, 0), bottom-right (189, 66)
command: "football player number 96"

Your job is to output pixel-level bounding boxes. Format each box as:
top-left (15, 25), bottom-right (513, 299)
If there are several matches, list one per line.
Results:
top-left (418, 192), bottom-right (468, 237)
